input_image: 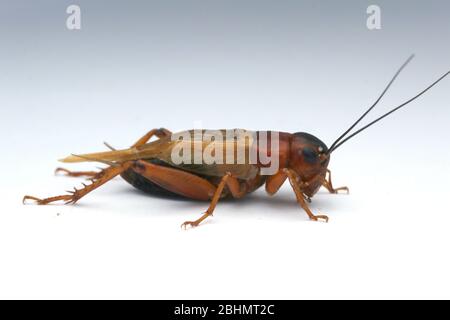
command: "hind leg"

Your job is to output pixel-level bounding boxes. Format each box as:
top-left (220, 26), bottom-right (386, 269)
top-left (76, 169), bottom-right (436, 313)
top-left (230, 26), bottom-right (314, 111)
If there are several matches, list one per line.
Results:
top-left (131, 128), bottom-right (172, 147)
top-left (55, 128), bottom-right (173, 179)
top-left (23, 162), bottom-right (134, 205)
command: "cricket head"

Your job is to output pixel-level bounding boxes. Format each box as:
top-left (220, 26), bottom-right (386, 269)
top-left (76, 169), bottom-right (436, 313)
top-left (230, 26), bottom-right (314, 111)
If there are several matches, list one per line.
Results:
top-left (289, 132), bottom-right (330, 197)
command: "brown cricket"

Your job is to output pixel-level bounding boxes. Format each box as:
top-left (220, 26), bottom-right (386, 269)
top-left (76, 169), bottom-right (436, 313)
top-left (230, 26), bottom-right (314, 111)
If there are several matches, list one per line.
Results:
top-left (23, 55), bottom-right (449, 227)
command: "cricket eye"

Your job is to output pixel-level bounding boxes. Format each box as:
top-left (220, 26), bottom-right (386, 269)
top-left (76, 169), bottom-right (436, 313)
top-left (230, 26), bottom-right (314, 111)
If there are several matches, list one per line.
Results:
top-left (301, 147), bottom-right (318, 164)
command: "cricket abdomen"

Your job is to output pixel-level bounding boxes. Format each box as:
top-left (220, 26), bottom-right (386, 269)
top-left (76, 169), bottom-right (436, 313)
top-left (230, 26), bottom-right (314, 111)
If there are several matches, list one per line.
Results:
top-left (121, 158), bottom-right (267, 200)
top-left (120, 159), bottom-right (185, 199)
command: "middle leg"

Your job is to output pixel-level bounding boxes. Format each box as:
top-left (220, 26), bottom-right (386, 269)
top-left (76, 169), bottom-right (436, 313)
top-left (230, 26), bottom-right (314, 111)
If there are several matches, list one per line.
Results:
top-left (131, 160), bottom-right (247, 228)
top-left (180, 173), bottom-right (247, 229)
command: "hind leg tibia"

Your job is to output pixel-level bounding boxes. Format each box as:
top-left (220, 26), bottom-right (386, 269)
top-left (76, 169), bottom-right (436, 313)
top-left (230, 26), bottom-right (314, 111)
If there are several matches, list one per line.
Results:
top-left (132, 128), bottom-right (172, 147)
top-left (23, 162), bottom-right (133, 205)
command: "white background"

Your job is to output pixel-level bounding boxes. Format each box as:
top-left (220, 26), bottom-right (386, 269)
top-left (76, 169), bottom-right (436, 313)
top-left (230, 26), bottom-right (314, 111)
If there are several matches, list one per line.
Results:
top-left (3, 144), bottom-right (449, 299)
top-left (1, 1), bottom-right (450, 299)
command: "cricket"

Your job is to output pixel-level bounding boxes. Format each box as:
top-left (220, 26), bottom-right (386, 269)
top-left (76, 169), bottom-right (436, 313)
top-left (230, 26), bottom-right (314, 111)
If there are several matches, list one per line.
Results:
top-left (23, 55), bottom-right (449, 228)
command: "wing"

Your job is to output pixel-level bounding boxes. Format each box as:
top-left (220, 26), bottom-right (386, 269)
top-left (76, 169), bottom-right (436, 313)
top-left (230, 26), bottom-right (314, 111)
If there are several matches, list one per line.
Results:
top-left (154, 129), bottom-right (260, 180)
top-left (60, 129), bottom-right (261, 180)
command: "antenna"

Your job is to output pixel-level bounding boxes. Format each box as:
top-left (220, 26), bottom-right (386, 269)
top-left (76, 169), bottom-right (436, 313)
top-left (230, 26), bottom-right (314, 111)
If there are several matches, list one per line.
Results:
top-left (328, 54), bottom-right (415, 153)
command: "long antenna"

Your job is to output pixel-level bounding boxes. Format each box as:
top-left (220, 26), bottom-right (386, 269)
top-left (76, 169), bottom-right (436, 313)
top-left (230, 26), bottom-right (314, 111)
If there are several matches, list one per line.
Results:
top-left (329, 70), bottom-right (450, 153)
top-left (327, 54), bottom-right (415, 153)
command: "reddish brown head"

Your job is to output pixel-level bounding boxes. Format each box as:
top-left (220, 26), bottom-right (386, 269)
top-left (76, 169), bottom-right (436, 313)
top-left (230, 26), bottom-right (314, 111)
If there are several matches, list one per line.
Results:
top-left (289, 132), bottom-right (330, 197)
